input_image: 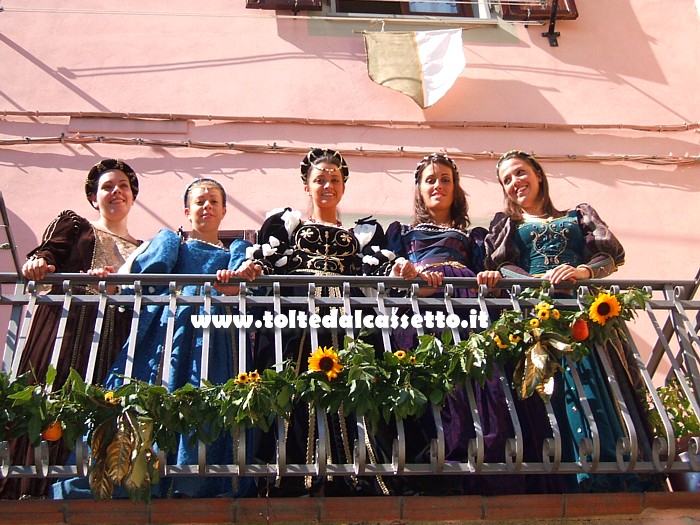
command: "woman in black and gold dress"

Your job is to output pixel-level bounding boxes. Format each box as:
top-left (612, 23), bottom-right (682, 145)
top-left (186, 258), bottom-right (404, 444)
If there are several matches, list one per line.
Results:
top-left (247, 148), bottom-right (398, 496)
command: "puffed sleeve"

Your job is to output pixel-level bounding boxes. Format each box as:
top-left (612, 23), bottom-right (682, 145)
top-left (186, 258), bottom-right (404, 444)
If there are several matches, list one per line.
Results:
top-left (27, 210), bottom-right (91, 271)
top-left (576, 203), bottom-right (625, 278)
top-left (247, 207), bottom-right (301, 274)
top-left (384, 221), bottom-right (407, 259)
top-left (352, 217), bottom-right (397, 275)
top-left (228, 238), bottom-right (252, 270)
top-left (128, 229), bottom-right (181, 275)
top-left (484, 213), bottom-right (530, 278)
top-left (116, 229), bottom-right (181, 296)
top-left (468, 226), bottom-right (488, 274)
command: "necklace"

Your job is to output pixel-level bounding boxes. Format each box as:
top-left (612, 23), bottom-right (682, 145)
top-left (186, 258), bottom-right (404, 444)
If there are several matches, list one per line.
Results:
top-left (523, 211), bottom-right (549, 219)
top-left (188, 238), bottom-right (225, 249)
top-left (307, 216), bottom-right (342, 227)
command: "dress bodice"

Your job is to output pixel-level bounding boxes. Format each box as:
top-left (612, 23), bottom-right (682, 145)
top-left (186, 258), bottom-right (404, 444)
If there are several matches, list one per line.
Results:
top-left (387, 222), bottom-right (486, 273)
top-left (514, 211), bottom-right (585, 275)
top-left (249, 208), bottom-right (393, 277)
top-left (92, 227), bottom-right (140, 271)
top-left (288, 223), bottom-right (361, 275)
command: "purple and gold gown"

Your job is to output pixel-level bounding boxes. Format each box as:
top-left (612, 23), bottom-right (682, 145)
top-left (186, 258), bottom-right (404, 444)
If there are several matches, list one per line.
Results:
top-left (384, 221), bottom-right (527, 495)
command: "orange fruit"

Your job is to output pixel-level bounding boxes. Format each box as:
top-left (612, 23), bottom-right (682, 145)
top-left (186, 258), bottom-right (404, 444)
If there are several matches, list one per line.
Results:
top-left (42, 420), bottom-right (63, 442)
top-left (571, 319), bottom-right (590, 342)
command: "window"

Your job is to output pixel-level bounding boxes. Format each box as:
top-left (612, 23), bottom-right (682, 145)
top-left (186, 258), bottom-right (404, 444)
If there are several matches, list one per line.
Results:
top-left (244, 0), bottom-right (578, 22)
top-left (246, 0), bottom-right (489, 19)
top-left (245, 0), bottom-right (322, 13)
top-left (335, 0), bottom-right (475, 17)
top-left (499, 0), bottom-right (578, 21)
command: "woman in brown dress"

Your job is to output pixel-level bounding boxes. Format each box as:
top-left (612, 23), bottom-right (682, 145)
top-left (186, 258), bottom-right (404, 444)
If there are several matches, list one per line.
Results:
top-left (1, 159), bottom-right (142, 499)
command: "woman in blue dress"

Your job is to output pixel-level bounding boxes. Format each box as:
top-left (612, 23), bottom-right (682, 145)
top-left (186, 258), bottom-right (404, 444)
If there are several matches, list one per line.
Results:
top-left (383, 153), bottom-right (526, 495)
top-left (54, 178), bottom-right (259, 499)
top-left (485, 150), bottom-right (651, 492)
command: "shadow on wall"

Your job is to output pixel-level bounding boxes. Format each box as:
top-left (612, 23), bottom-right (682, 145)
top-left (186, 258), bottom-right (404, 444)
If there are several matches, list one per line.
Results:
top-left (0, 206), bottom-right (36, 358)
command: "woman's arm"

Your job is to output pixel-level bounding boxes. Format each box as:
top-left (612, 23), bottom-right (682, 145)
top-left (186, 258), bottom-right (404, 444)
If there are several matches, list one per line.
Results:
top-left (22, 210), bottom-right (88, 280)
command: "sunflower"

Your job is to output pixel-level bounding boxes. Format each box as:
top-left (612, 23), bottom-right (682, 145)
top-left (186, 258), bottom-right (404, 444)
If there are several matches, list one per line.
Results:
top-left (235, 372), bottom-right (249, 384)
top-left (308, 346), bottom-right (343, 381)
top-left (509, 333), bottom-right (522, 344)
top-left (551, 309), bottom-right (561, 320)
top-left (408, 356), bottom-right (417, 365)
top-left (104, 391), bottom-right (118, 404)
top-left (537, 308), bottom-right (550, 320)
top-left (493, 335), bottom-right (509, 349)
top-left (248, 370), bottom-right (261, 382)
top-left (394, 350), bottom-right (407, 360)
top-left (536, 301), bottom-right (552, 312)
top-left (529, 318), bottom-right (540, 329)
top-left (589, 292), bottom-right (622, 326)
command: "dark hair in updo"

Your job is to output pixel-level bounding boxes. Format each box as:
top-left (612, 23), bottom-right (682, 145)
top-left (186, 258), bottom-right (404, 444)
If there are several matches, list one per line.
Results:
top-left (85, 159), bottom-right (139, 207)
top-left (299, 148), bottom-right (349, 184)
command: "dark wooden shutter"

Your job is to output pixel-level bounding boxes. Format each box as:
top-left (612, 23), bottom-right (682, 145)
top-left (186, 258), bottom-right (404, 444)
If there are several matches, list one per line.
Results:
top-left (499, 0), bottom-right (578, 21)
top-left (246, 0), bottom-right (322, 12)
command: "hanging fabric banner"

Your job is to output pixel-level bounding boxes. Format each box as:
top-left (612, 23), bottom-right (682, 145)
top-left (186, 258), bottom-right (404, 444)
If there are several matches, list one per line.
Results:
top-left (363, 28), bottom-right (466, 108)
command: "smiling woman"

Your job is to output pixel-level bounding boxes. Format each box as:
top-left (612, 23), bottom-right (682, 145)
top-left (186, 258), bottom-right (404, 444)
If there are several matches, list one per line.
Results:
top-left (246, 148), bottom-right (405, 497)
top-left (0, 159), bottom-right (142, 500)
top-left (485, 150), bottom-right (660, 494)
top-left (381, 152), bottom-right (512, 496)
top-left (52, 177), bottom-right (259, 500)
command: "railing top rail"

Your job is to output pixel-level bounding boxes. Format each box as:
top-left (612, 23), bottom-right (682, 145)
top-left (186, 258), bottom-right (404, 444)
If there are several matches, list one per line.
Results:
top-left (0, 272), bottom-right (697, 292)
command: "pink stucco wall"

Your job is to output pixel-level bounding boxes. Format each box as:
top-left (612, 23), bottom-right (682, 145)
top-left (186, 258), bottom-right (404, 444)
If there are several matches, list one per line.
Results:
top-left (0, 0), bottom-right (698, 285)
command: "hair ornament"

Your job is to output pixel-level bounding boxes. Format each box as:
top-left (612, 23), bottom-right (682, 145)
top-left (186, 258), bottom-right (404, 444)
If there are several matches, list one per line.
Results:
top-left (414, 153), bottom-right (459, 184)
top-left (183, 178), bottom-right (227, 208)
top-left (85, 158), bottom-right (139, 204)
top-left (300, 148), bottom-right (349, 183)
top-left (495, 150), bottom-right (545, 177)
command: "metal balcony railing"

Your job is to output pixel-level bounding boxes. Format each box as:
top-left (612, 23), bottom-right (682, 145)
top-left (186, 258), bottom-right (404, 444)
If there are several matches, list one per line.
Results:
top-left (0, 272), bottom-right (698, 492)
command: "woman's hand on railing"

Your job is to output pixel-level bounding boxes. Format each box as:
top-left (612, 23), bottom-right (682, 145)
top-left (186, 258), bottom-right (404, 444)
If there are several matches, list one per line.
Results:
top-left (215, 261), bottom-right (264, 295)
top-left (86, 266), bottom-right (119, 294)
top-left (476, 270), bottom-right (501, 291)
top-left (391, 258), bottom-right (443, 297)
top-left (542, 264), bottom-right (591, 285)
top-left (22, 256), bottom-right (56, 281)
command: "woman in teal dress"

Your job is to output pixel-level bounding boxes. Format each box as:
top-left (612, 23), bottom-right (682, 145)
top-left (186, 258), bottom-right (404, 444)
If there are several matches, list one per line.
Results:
top-left (485, 150), bottom-right (651, 492)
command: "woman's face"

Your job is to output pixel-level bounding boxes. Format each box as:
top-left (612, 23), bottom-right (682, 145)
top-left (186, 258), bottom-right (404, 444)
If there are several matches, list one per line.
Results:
top-left (497, 157), bottom-right (542, 211)
top-left (419, 162), bottom-right (455, 217)
top-left (305, 162), bottom-right (345, 211)
top-left (91, 170), bottom-right (135, 221)
top-left (184, 186), bottom-right (227, 235)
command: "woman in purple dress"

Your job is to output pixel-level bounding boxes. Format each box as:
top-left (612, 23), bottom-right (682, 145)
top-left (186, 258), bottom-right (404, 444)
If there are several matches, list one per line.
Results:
top-left (383, 153), bottom-right (517, 495)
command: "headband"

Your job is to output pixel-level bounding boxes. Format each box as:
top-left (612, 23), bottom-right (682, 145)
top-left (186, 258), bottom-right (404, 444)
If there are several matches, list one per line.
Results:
top-left (183, 178), bottom-right (227, 207)
top-left (300, 148), bottom-right (349, 183)
top-left (495, 150), bottom-right (545, 177)
top-left (414, 153), bottom-right (459, 184)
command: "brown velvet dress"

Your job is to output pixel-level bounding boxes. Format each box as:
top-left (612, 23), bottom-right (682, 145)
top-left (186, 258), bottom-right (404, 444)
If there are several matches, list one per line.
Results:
top-left (0, 210), bottom-right (140, 499)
